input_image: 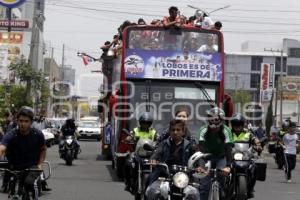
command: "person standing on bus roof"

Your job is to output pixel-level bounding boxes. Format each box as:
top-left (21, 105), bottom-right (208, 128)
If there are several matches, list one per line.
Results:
top-left (163, 6), bottom-right (181, 27)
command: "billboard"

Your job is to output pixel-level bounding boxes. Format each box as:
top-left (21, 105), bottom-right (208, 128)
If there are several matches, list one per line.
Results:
top-left (260, 63), bottom-right (275, 102)
top-left (124, 49), bottom-right (222, 81)
top-left (279, 76), bottom-right (300, 101)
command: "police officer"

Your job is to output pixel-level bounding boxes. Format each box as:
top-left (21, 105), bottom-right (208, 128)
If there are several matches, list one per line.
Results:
top-left (124, 112), bottom-right (157, 192)
top-left (230, 113), bottom-right (262, 198)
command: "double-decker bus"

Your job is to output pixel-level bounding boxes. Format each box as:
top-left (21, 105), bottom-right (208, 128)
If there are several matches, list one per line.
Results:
top-left (100, 25), bottom-right (233, 178)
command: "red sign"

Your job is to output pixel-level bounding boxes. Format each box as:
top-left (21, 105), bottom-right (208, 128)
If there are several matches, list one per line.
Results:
top-left (260, 63), bottom-right (270, 90)
top-left (0, 20), bottom-right (29, 29)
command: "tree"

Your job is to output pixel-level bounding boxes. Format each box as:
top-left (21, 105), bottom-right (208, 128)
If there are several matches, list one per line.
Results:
top-left (265, 92), bottom-right (274, 137)
top-left (8, 56), bottom-right (44, 103)
top-left (0, 85), bottom-right (32, 119)
top-left (233, 90), bottom-right (252, 111)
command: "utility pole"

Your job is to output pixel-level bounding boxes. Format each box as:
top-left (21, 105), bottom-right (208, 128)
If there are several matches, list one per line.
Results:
top-left (264, 48), bottom-right (284, 126)
top-left (59, 44), bottom-right (65, 117)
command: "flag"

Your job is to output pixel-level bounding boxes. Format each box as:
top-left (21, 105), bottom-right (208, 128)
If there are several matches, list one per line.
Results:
top-left (82, 55), bottom-right (94, 66)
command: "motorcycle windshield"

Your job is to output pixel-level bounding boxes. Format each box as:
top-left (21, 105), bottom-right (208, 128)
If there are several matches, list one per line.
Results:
top-left (234, 143), bottom-right (250, 152)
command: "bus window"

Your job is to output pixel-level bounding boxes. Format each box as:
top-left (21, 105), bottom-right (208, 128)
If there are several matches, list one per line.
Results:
top-left (127, 29), bottom-right (219, 52)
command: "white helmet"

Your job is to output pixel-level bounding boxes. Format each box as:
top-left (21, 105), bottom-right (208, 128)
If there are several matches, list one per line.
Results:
top-left (188, 151), bottom-right (204, 170)
top-left (206, 107), bottom-right (225, 129)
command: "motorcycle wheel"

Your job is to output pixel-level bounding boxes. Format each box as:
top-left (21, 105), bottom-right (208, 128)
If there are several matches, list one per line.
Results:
top-left (134, 174), bottom-right (149, 200)
top-left (65, 150), bottom-right (73, 166)
top-left (236, 176), bottom-right (247, 200)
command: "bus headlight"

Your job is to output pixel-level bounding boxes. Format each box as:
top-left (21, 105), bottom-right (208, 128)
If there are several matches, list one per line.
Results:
top-left (173, 172), bottom-right (189, 189)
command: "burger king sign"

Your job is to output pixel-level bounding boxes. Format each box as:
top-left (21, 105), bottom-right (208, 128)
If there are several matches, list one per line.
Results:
top-left (0, 0), bottom-right (26, 8)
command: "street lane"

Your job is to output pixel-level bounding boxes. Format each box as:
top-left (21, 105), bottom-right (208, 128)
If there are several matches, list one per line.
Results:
top-left (0, 141), bottom-right (299, 200)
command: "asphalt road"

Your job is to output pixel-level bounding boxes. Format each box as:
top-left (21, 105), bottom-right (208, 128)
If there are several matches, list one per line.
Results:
top-left (0, 141), bottom-right (299, 200)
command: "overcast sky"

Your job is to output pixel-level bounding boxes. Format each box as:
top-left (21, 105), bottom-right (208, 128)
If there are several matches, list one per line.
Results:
top-left (44, 0), bottom-right (300, 96)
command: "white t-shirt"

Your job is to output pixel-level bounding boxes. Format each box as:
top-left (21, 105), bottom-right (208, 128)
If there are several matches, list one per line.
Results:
top-left (283, 133), bottom-right (299, 155)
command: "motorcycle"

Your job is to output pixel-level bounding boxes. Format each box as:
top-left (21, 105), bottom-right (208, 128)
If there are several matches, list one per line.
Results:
top-left (228, 142), bottom-right (255, 200)
top-left (60, 136), bottom-right (77, 166)
top-left (123, 129), bottom-right (155, 200)
top-left (132, 141), bottom-right (155, 200)
top-left (149, 163), bottom-right (200, 200)
top-left (0, 161), bottom-right (51, 200)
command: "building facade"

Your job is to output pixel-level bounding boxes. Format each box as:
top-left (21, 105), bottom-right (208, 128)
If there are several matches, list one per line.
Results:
top-left (225, 38), bottom-right (300, 125)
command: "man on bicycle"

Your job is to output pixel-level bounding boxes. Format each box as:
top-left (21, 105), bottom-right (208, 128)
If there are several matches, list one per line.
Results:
top-left (0, 106), bottom-right (50, 195)
top-left (197, 107), bottom-right (233, 200)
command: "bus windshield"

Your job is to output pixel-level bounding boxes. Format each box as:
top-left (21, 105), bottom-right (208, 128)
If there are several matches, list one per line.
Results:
top-left (124, 27), bottom-right (222, 82)
top-left (126, 79), bottom-right (217, 136)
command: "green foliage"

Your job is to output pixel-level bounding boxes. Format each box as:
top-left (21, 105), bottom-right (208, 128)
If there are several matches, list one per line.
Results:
top-left (233, 90), bottom-right (252, 107)
top-left (0, 85), bottom-right (32, 119)
top-left (8, 56), bottom-right (44, 102)
top-left (265, 92), bottom-right (274, 137)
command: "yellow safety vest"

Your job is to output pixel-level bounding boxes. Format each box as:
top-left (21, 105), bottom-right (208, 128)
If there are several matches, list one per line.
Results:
top-left (233, 131), bottom-right (251, 142)
top-left (133, 127), bottom-right (156, 140)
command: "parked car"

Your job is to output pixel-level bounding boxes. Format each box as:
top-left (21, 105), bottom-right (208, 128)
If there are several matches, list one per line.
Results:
top-left (42, 128), bottom-right (55, 147)
top-left (46, 118), bottom-right (66, 143)
top-left (77, 121), bottom-right (102, 141)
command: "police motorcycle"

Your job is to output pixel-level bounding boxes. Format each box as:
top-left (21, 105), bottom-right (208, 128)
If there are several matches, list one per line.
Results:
top-left (0, 161), bottom-right (52, 200)
top-left (123, 129), bottom-right (155, 200)
top-left (60, 136), bottom-right (77, 166)
top-left (227, 143), bottom-right (254, 200)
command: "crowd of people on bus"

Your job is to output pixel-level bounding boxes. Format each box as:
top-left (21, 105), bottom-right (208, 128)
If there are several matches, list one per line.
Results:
top-left (100, 6), bottom-right (222, 59)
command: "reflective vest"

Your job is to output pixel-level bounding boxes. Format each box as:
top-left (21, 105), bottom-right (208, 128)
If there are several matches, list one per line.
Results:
top-left (279, 130), bottom-right (285, 138)
top-left (133, 127), bottom-right (156, 140)
top-left (233, 131), bottom-right (251, 142)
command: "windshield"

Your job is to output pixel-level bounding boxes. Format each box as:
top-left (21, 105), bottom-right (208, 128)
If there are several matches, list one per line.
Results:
top-left (79, 121), bottom-right (99, 128)
top-left (127, 29), bottom-right (219, 52)
top-left (125, 80), bottom-right (217, 136)
top-left (124, 28), bottom-right (222, 82)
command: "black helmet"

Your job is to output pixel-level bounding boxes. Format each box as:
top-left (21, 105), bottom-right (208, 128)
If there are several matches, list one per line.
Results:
top-left (17, 106), bottom-right (34, 120)
top-left (139, 112), bottom-right (153, 124)
top-left (231, 113), bottom-right (245, 127)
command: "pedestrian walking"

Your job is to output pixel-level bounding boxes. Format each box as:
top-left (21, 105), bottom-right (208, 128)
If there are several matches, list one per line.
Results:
top-left (282, 121), bottom-right (299, 183)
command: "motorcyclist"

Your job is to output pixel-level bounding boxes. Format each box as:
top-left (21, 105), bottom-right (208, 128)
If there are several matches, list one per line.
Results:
top-left (197, 107), bottom-right (233, 200)
top-left (156, 107), bottom-right (197, 146)
top-left (230, 113), bottom-right (262, 199)
top-left (0, 106), bottom-right (51, 195)
top-left (279, 120), bottom-right (289, 139)
top-left (124, 112), bottom-right (157, 192)
top-left (59, 118), bottom-right (80, 159)
top-left (146, 119), bottom-right (199, 200)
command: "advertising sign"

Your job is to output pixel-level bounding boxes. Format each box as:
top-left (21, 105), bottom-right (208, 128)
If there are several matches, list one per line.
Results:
top-left (260, 63), bottom-right (275, 102)
top-left (124, 49), bottom-right (222, 81)
top-left (279, 76), bottom-right (300, 101)
top-left (0, 0), bottom-right (26, 8)
top-left (0, 32), bottom-right (23, 44)
top-left (0, 20), bottom-right (29, 29)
